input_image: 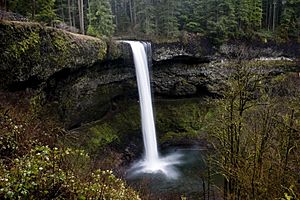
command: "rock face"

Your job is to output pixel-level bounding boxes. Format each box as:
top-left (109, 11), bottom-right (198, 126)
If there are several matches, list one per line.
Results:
top-left (1, 20), bottom-right (299, 128)
top-left (45, 56), bottom-right (298, 128)
top-left (152, 34), bottom-right (300, 62)
top-left (152, 35), bottom-right (213, 62)
top-left (217, 43), bottom-right (300, 59)
top-left (42, 57), bottom-right (216, 127)
top-left (44, 60), bottom-right (137, 128)
top-left (0, 20), bottom-right (107, 89)
top-left (152, 61), bottom-right (225, 97)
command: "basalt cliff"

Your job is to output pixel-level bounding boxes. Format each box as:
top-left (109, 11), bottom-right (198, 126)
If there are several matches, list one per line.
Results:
top-left (1, 20), bottom-right (299, 128)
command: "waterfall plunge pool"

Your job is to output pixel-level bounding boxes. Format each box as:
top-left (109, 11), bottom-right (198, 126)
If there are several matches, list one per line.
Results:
top-left (126, 147), bottom-right (222, 199)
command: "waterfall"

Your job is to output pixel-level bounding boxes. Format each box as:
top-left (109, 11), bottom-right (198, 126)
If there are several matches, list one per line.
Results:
top-left (124, 41), bottom-right (159, 164)
top-left (124, 41), bottom-right (181, 178)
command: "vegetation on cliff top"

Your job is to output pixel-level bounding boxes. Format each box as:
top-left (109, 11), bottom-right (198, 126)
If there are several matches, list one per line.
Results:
top-left (2, 0), bottom-right (299, 43)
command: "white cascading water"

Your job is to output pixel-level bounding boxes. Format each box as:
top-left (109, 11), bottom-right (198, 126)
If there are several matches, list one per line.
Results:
top-left (124, 41), bottom-right (181, 178)
top-left (125, 41), bottom-right (159, 164)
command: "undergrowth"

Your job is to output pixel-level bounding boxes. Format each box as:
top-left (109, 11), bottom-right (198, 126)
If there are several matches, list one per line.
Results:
top-left (0, 91), bottom-right (140, 199)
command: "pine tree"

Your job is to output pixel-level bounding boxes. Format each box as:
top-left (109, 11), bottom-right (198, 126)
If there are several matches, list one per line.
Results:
top-left (7, 0), bottom-right (32, 18)
top-left (178, 0), bottom-right (207, 33)
top-left (156, 0), bottom-right (179, 37)
top-left (134, 0), bottom-right (156, 35)
top-left (87, 0), bottom-right (115, 37)
top-left (34, 0), bottom-right (57, 24)
top-left (234, 0), bottom-right (251, 31)
top-left (204, 0), bottom-right (238, 44)
top-left (278, 0), bottom-right (300, 40)
top-left (249, 0), bottom-right (263, 30)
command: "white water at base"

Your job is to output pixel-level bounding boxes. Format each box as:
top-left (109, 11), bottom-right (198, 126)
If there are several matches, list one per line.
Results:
top-left (124, 41), bottom-right (182, 179)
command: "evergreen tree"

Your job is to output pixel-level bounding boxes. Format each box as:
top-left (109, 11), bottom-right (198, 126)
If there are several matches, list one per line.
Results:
top-left (234, 0), bottom-right (251, 31)
top-left (222, 0), bottom-right (238, 37)
top-left (35, 0), bottom-right (56, 24)
top-left (87, 0), bottom-right (115, 37)
top-left (205, 0), bottom-right (237, 44)
top-left (134, 0), bottom-right (156, 35)
top-left (7, 0), bottom-right (299, 41)
top-left (8, 0), bottom-right (32, 17)
top-left (249, 0), bottom-right (263, 30)
top-left (156, 0), bottom-right (179, 37)
top-left (278, 0), bottom-right (300, 40)
top-left (177, 0), bottom-right (207, 33)
top-left (8, 0), bottom-right (56, 24)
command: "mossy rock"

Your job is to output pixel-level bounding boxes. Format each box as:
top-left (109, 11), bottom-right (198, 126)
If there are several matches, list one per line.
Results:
top-left (68, 98), bottom-right (216, 156)
top-left (0, 20), bottom-right (107, 89)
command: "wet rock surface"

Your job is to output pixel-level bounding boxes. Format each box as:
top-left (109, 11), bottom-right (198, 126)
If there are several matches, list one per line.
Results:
top-left (0, 20), bottom-right (299, 128)
top-left (0, 20), bottom-right (107, 89)
top-left (44, 56), bottom-right (298, 128)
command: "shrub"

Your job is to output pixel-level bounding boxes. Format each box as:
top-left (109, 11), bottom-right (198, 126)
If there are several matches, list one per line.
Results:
top-left (0, 146), bottom-right (140, 199)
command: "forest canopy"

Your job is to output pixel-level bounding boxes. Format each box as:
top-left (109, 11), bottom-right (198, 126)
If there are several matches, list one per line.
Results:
top-left (1, 0), bottom-right (299, 42)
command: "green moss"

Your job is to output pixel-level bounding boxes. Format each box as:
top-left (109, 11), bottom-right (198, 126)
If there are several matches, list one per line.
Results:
top-left (9, 31), bottom-right (40, 59)
top-left (70, 99), bottom-right (217, 154)
top-left (114, 104), bottom-right (140, 128)
top-left (47, 31), bottom-right (72, 66)
top-left (161, 130), bottom-right (199, 142)
top-left (88, 123), bottom-right (119, 152)
top-left (1, 21), bottom-right (109, 89)
top-left (155, 99), bottom-right (216, 143)
top-left (94, 84), bottom-right (119, 102)
top-left (29, 91), bottom-right (45, 117)
top-left (156, 100), bottom-right (212, 132)
top-left (52, 33), bottom-right (69, 52)
top-left (272, 74), bottom-right (287, 83)
top-left (60, 91), bottom-right (76, 113)
top-left (97, 40), bottom-right (108, 60)
top-left (107, 40), bottom-right (122, 60)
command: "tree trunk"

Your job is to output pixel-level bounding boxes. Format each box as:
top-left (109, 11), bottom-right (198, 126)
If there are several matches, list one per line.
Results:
top-left (32, 0), bottom-right (36, 19)
top-left (72, 0), bottom-right (76, 28)
top-left (129, 0), bottom-right (133, 23)
top-left (265, 0), bottom-right (269, 28)
top-left (114, 0), bottom-right (118, 29)
top-left (272, 2), bottom-right (276, 32)
top-left (81, 0), bottom-right (84, 33)
top-left (78, 0), bottom-right (84, 34)
top-left (78, 0), bottom-right (81, 31)
top-left (268, 1), bottom-right (272, 30)
top-left (68, 0), bottom-right (72, 26)
top-left (132, 0), bottom-right (137, 25)
top-left (61, 0), bottom-right (65, 22)
top-left (0, 0), bottom-right (6, 11)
